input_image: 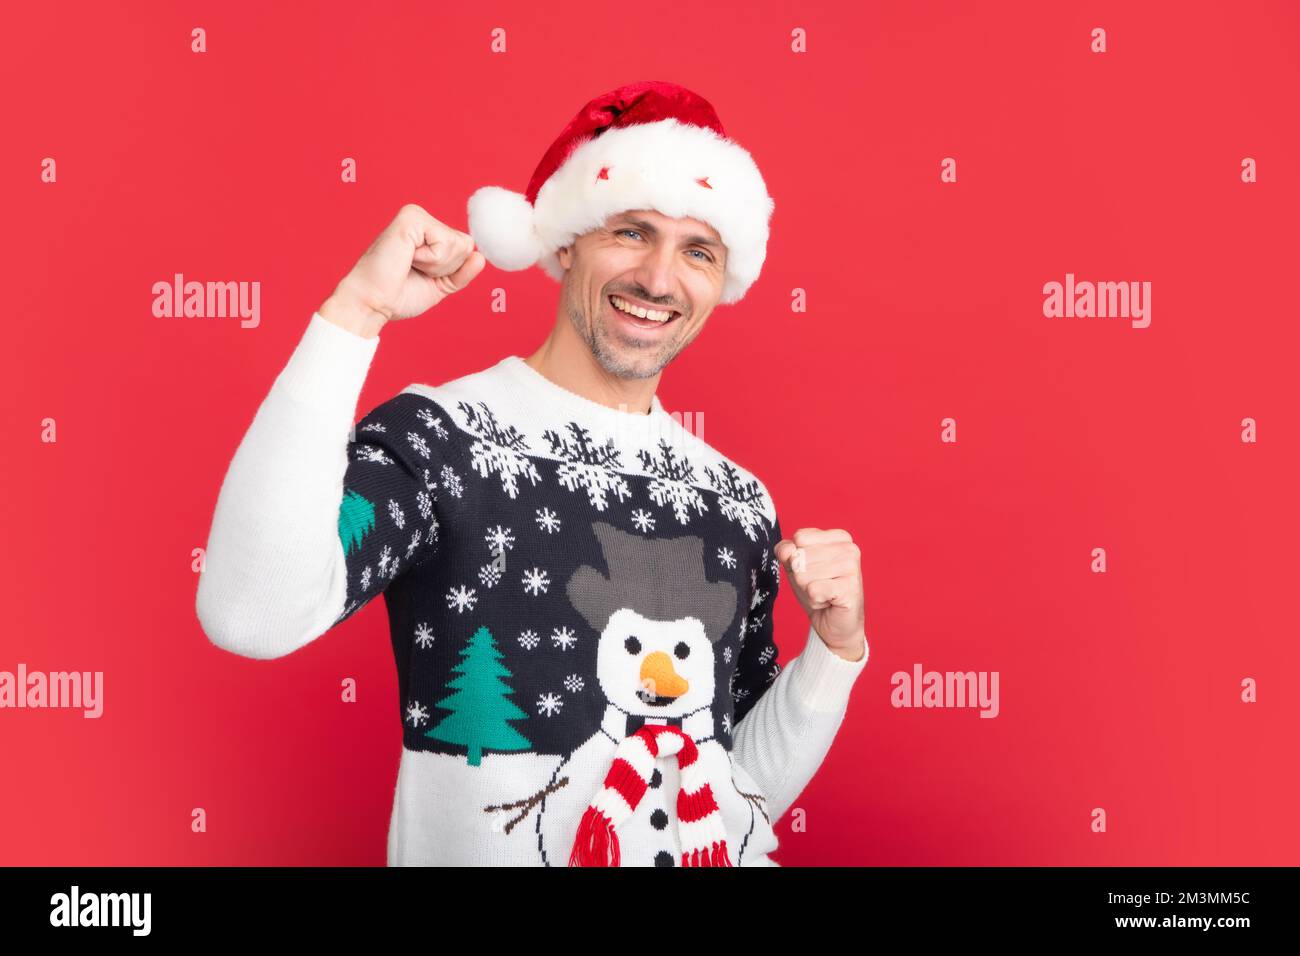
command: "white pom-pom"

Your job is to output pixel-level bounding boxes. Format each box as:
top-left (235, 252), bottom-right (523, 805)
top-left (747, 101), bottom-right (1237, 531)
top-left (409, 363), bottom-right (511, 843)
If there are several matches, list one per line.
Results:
top-left (466, 187), bottom-right (543, 271)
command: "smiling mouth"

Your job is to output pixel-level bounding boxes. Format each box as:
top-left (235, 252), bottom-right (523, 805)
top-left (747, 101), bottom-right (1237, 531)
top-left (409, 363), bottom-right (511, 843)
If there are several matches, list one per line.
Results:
top-left (608, 294), bottom-right (681, 329)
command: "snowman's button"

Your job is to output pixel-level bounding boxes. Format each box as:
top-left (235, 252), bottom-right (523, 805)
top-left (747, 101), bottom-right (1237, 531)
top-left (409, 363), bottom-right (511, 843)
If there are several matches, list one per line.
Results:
top-left (654, 850), bottom-right (675, 867)
top-left (649, 768), bottom-right (662, 788)
top-left (650, 808), bottom-right (669, 830)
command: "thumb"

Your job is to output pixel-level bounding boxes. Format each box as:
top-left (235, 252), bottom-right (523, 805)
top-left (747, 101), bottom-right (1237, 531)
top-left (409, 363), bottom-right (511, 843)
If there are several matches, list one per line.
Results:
top-left (774, 538), bottom-right (809, 573)
top-left (442, 250), bottom-right (486, 291)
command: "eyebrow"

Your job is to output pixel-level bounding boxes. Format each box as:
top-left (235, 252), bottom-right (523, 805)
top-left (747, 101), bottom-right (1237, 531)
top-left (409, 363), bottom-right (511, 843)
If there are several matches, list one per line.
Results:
top-left (616, 216), bottom-right (723, 250)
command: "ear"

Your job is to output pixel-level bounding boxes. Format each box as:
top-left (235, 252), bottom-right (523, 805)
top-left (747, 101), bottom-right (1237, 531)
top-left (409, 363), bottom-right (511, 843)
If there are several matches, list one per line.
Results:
top-left (557, 244), bottom-right (574, 270)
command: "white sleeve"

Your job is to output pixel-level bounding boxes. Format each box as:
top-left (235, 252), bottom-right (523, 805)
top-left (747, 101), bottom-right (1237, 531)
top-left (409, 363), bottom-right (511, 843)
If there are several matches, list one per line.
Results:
top-left (195, 312), bottom-right (380, 659)
top-left (731, 621), bottom-right (868, 823)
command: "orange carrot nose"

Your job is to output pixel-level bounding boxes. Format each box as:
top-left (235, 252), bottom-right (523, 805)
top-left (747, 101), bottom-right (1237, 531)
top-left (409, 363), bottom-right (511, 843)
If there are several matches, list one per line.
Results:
top-left (639, 651), bottom-right (689, 698)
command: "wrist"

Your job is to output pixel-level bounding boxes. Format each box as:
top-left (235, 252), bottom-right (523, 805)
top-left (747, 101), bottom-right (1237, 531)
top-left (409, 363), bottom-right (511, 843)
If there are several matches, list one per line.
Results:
top-left (318, 286), bottom-right (389, 340)
top-left (791, 623), bottom-right (869, 713)
top-left (826, 631), bottom-right (867, 663)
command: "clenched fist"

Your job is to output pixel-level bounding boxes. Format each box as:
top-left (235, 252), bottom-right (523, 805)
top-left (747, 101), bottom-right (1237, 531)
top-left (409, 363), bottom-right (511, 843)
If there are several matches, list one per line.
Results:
top-left (773, 528), bottom-right (867, 662)
top-left (319, 203), bottom-right (486, 338)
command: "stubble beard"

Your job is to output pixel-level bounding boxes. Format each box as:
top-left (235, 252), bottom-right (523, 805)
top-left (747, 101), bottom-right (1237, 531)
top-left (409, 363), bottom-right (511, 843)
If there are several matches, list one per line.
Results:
top-left (568, 296), bottom-right (677, 381)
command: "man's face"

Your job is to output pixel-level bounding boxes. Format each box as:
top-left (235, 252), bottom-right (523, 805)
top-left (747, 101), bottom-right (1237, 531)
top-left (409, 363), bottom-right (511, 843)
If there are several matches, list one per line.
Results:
top-left (556, 208), bottom-right (728, 380)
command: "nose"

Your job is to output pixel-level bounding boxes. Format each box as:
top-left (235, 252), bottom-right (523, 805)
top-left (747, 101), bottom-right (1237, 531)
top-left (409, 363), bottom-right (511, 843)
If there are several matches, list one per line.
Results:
top-left (630, 238), bottom-right (680, 304)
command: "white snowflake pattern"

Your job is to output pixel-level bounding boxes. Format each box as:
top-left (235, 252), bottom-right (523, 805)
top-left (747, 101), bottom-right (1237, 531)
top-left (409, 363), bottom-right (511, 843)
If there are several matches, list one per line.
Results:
top-left (457, 400), bottom-right (543, 498)
top-left (705, 461), bottom-right (769, 542)
top-left (484, 525), bottom-right (516, 553)
top-left (413, 623), bottom-right (435, 649)
top-left (445, 584), bottom-right (478, 613)
top-left (406, 431), bottom-right (432, 460)
top-left (717, 547), bottom-right (736, 569)
top-left (630, 509), bottom-right (656, 532)
top-left (416, 406), bottom-right (450, 440)
top-left (477, 563), bottom-right (503, 588)
top-left (769, 662), bottom-right (782, 682)
top-left (388, 499), bottom-right (406, 530)
top-left (534, 507), bottom-right (561, 533)
top-left (405, 700), bottom-right (430, 727)
top-left (356, 445), bottom-right (392, 465)
top-left (359, 566), bottom-right (372, 590)
top-left (518, 629), bottom-right (540, 650)
top-left (522, 567), bottom-right (550, 596)
top-left (550, 626), bottom-right (576, 650)
top-left (405, 528), bottom-right (422, 559)
top-left (722, 646), bottom-right (732, 663)
top-left (422, 468), bottom-right (439, 497)
top-left (415, 490), bottom-right (433, 520)
top-left (638, 439), bottom-right (709, 525)
top-left (563, 674), bottom-right (585, 693)
top-left (544, 421), bottom-right (633, 511)
top-left (468, 439), bottom-right (543, 499)
top-left (722, 712), bottom-right (732, 735)
top-left (747, 612), bottom-right (766, 634)
top-left (719, 497), bottom-right (765, 542)
top-left (377, 545), bottom-right (399, 578)
top-left (758, 644), bottom-right (777, 665)
top-left (536, 692), bottom-right (563, 717)
top-left (440, 464), bottom-right (464, 498)
top-left (651, 484), bottom-right (710, 524)
top-left (360, 422), bottom-right (387, 434)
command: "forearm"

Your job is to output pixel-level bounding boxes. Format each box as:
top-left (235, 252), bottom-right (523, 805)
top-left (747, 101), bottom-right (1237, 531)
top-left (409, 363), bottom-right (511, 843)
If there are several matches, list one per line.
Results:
top-left (731, 623), bottom-right (868, 822)
top-left (195, 311), bottom-right (380, 659)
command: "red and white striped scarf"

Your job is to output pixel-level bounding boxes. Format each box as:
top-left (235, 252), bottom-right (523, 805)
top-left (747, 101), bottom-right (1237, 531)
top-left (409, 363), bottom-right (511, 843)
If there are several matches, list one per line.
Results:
top-left (568, 723), bottom-right (733, 867)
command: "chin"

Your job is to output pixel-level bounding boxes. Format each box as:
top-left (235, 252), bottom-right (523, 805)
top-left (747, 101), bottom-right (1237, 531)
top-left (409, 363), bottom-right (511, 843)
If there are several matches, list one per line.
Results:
top-left (592, 339), bottom-right (670, 380)
top-left (598, 351), bottom-right (663, 380)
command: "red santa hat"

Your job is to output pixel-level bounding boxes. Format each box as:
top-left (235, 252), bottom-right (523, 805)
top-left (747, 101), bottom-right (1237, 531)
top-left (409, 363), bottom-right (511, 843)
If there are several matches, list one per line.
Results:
top-left (466, 80), bottom-right (775, 305)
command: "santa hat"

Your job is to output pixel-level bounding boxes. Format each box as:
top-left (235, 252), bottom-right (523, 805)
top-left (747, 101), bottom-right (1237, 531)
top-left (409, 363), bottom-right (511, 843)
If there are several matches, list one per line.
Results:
top-left (466, 80), bottom-right (775, 305)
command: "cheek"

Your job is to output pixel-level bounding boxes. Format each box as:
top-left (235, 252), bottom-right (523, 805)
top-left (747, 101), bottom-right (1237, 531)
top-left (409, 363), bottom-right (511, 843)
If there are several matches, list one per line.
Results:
top-left (683, 279), bottom-right (718, 316)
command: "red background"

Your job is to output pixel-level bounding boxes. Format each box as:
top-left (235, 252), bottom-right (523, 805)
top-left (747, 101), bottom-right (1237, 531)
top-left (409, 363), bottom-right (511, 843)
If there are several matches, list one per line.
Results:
top-left (2, 1), bottom-right (1297, 866)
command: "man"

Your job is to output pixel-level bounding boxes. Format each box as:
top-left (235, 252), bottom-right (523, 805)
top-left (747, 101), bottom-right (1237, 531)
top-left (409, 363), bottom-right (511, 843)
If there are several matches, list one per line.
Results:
top-left (196, 80), bottom-right (869, 867)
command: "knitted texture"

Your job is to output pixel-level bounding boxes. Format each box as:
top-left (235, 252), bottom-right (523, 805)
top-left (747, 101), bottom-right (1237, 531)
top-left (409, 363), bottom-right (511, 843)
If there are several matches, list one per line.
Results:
top-left (197, 312), bottom-right (868, 866)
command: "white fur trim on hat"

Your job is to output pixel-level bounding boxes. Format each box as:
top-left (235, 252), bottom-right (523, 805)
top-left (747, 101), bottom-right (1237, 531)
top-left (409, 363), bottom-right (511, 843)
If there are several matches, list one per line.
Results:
top-left (466, 118), bottom-right (774, 305)
top-left (465, 186), bottom-right (546, 271)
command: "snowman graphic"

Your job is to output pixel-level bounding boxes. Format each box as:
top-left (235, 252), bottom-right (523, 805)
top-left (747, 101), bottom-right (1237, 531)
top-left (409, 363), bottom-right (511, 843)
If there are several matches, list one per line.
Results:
top-left (485, 521), bottom-right (769, 866)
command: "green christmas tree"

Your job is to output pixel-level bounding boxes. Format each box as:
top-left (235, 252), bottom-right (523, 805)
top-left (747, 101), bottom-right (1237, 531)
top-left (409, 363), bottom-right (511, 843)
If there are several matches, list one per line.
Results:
top-left (338, 487), bottom-right (375, 556)
top-left (427, 625), bottom-right (532, 765)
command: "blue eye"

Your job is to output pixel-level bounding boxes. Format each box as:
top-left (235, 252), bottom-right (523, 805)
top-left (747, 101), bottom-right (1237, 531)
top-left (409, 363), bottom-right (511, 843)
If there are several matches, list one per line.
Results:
top-left (619, 229), bottom-right (713, 263)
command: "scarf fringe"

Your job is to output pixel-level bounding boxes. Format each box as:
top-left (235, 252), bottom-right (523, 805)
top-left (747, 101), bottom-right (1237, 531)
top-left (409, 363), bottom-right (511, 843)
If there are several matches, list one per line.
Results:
top-left (568, 805), bottom-right (620, 867)
top-left (682, 839), bottom-right (733, 867)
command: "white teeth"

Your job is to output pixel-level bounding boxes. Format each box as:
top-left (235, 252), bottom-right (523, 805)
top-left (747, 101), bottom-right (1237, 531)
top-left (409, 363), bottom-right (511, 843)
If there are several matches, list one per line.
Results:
top-left (611, 295), bottom-right (673, 323)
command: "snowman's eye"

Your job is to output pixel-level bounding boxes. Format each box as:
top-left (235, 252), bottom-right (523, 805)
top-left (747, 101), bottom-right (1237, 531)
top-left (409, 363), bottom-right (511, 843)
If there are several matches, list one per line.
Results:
top-left (674, 642), bottom-right (690, 659)
top-left (625, 635), bottom-right (642, 655)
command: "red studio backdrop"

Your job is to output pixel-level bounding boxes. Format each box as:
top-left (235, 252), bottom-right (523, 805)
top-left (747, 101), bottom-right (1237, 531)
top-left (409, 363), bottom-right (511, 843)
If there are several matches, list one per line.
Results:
top-left (2, 1), bottom-right (1297, 867)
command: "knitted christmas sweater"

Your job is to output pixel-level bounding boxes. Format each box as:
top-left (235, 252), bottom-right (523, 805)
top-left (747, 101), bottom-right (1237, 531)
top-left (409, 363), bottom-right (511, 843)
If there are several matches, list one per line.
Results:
top-left (196, 311), bottom-right (868, 866)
